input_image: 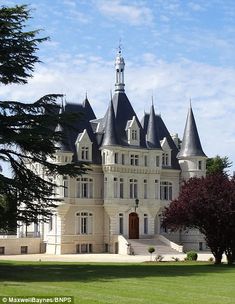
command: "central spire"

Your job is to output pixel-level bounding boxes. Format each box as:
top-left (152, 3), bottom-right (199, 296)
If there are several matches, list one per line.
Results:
top-left (115, 45), bottom-right (125, 92)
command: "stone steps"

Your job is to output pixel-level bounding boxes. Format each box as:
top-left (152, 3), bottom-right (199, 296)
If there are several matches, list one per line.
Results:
top-left (127, 238), bottom-right (180, 255)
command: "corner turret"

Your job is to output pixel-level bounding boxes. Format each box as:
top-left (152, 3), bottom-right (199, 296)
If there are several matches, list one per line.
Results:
top-left (178, 105), bottom-right (207, 179)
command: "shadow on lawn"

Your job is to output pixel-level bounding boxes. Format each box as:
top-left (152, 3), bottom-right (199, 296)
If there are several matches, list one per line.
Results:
top-left (0, 262), bottom-right (234, 283)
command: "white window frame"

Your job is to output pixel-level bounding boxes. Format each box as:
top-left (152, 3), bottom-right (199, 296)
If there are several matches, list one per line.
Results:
top-left (144, 214), bottom-right (148, 234)
top-left (81, 146), bottom-right (89, 160)
top-left (130, 179), bottom-right (138, 199)
top-left (160, 181), bottom-right (172, 200)
top-left (130, 154), bottom-right (139, 166)
top-left (76, 212), bottom-right (93, 235)
top-left (77, 178), bottom-right (93, 198)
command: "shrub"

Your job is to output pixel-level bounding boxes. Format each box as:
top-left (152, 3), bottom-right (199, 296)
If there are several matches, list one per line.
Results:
top-left (148, 247), bottom-right (155, 254)
top-left (171, 257), bottom-right (180, 262)
top-left (155, 254), bottom-right (163, 262)
top-left (186, 251), bottom-right (198, 261)
top-left (208, 257), bottom-right (214, 262)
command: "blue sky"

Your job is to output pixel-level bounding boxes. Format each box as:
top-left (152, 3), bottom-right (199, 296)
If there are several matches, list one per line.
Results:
top-left (2, 0), bottom-right (235, 172)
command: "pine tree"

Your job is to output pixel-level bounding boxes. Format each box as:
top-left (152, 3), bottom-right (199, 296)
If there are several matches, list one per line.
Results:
top-left (0, 5), bottom-right (86, 231)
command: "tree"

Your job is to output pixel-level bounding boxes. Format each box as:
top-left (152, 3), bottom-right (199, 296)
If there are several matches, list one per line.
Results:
top-left (148, 246), bottom-right (155, 261)
top-left (0, 5), bottom-right (86, 230)
top-left (0, 5), bottom-right (48, 84)
top-left (162, 174), bottom-right (235, 265)
top-left (206, 155), bottom-right (232, 175)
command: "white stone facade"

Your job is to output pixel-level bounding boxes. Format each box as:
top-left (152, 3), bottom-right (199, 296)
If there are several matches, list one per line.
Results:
top-left (0, 51), bottom-right (208, 255)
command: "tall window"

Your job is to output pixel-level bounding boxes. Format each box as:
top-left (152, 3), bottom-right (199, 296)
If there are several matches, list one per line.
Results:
top-left (130, 179), bottom-right (138, 198)
top-left (121, 154), bottom-right (125, 165)
top-left (160, 181), bottom-right (172, 200)
top-left (144, 155), bottom-right (148, 166)
top-left (104, 177), bottom-right (107, 198)
top-left (63, 176), bottom-right (68, 197)
top-left (156, 156), bottom-right (160, 167)
top-left (114, 177), bottom-right (118, 198)
top-left (102, 152), bottom-right (106, 164)
top-left (119, 213), bottom-right (124, 234)
top-left (120, 178), bottom-right (124, 198)
top-left (130, 154), bottom-right (139, 166)
top-left (154, 180), bottom-right (159, 199)
top-left (162, 153), bottom-right (169, 166)
top-left (49, 216), bottom-right (53, 231)
top-left (77, 178), bottom-right (93, 198)
top-left (144, 214), bottom-right (148, 234)
top-left (198, 160), bottom-right (202, 170)
top-left (144, 179), bottom-right (147, 199)
top-left (114, 153), bottom-right (118, 164)
top-left (76, 212), bottom-right (93, 234)
top-left (81, 147), bottom-right (89, 160)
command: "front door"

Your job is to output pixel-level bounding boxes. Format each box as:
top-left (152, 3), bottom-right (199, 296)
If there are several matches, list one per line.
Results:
top-left (129, 212), bottom-right (139, 239)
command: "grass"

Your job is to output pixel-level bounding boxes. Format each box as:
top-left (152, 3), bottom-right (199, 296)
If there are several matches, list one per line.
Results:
top-left (0, 261), bottom-right (234, 304)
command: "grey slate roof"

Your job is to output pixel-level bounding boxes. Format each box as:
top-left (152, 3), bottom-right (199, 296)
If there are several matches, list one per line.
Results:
top-left (58, 99), bottom-right (101, 164)
top-left (177, 106), bottom-right (206, 158)
top-left (146, 105), bottom-right (162, 149)
top-left (55, 123), bottom-right (71, 152)
top-left (110, 92), bottom-right (147, 147)
top-left (141, 113), bottom-right (181, 170)
top-left (101, 99), bottom-right (119, 146)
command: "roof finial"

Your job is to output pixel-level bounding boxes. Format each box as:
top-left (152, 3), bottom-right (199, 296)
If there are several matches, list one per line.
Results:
top-left (115, 40), bottom-right (125, 92)
top-left (189, 97), bottom-right (192, 108)
top-left (110, 89), bottom-right (113, 100)
top-left (85, 91), bottom-right (88, 100)
top-left (118, 38), bottom-right (122, 54)
top-left (151, 95), bottom-right (154, 106)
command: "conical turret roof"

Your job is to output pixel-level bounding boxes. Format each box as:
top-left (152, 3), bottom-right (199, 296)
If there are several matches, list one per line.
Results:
top-left (146, 104), bottom-right (162, 149)
top-left (102, 99), bottom-right (119, 146)
top-left (178, 106), bottom-right (206, 158)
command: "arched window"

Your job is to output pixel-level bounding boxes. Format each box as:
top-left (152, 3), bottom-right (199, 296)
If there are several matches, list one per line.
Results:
top-left (76, 212), bottom-right (93, 234)
top-left (160, 181), bottom-right (172, 200)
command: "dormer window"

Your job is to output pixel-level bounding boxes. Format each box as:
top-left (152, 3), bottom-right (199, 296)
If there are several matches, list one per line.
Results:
top-left (75, 129), bottom-right (92, 162)
top-left (160, 137), bottom-right (172, 167)
top-left (126, 116), bottom-right (140, 146)
top-left (162, 153), bottom-right (169, 166)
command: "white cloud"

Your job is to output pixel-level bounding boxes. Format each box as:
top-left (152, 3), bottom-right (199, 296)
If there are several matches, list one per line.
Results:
top-left (96, 0), bottom-right (154, 26)
top-left (1, 53), bottom-right (235, 172)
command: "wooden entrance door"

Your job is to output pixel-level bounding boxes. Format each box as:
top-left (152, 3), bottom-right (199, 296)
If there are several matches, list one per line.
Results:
top-left (129, 212), bottom-right (139, 239)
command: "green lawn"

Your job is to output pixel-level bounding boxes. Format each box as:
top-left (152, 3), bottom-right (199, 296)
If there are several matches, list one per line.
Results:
top-left (0, 261), bottom-right (234, 304)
